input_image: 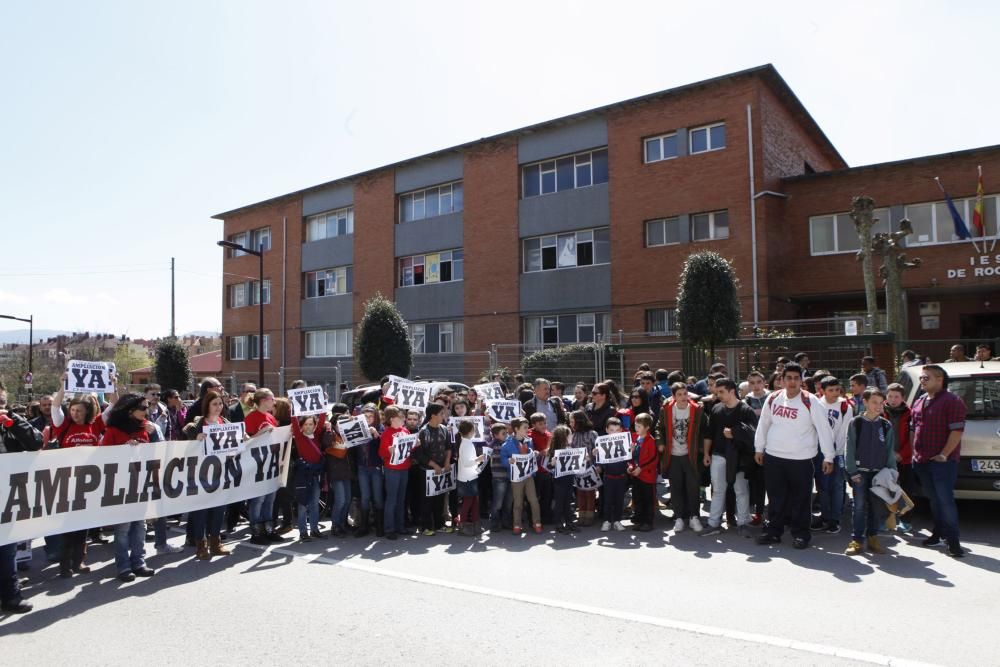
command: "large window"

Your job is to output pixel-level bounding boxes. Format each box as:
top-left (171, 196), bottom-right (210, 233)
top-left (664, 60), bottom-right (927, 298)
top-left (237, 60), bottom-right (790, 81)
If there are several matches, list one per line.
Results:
top-left (809, 207), bottom-right (891, 255)
top-left (399, 182), bottom-right (464, 223)
top-left (523, 312), bottom-right (609, 348)
top-left (644, 132), bottom-right (679, 163)
top-left (410, 321), bottom-right (464, 354)
top-left (227, 227), bottom-right (271, 256)
top-left (228, 334), bottom-right (269, 360)
top-left (249, 280), bottom-right (270, 306)
top-left (305, 266), bottom-right (353, 298)
top-left (305, 329), bottom-right (353, 358)
top-left (645, 217), bottom-right (681, 247)
top-left (522, 148), bottom-right (609, 198)
top-left (689, 123), bottom-right (726, 154)
top-left (905, 196), bottom-right (999, 246)
top-left (228, 283), bottom-right (246, 308)
top-left (306, 207), bottom-right (354, 242)
top-left (228, 280), bottom-right (270, 308)
top-left (645, 308), bottom-right (678, 335)
top-left (691, 210), bottom-right (729, 242)
top-left (523, 227), bottom-right (610, 272)
top-left (399, 249), bottom-right (464, 287)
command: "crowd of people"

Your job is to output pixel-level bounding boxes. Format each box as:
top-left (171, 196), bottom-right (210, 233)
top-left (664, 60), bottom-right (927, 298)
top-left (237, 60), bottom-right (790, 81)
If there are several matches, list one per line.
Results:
top-left (0, 350), bottom-right (971, 615)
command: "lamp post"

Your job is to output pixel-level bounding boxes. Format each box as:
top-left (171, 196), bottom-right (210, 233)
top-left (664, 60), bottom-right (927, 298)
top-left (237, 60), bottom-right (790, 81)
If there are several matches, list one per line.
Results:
top-left (0, 313), bottom-right (33, 398)
top-left (217, 240), bottom-right (264, 387)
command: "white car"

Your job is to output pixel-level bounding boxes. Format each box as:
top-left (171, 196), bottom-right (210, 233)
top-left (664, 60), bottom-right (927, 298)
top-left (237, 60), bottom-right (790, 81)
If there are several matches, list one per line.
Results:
top-left (899, 361), bottom-right (1000, 500)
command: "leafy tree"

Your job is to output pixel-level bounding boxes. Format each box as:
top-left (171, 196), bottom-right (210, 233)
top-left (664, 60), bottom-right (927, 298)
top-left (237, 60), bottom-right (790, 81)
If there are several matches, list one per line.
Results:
top-left (356, 293), bottom-right (412, 381)
top-left (114, 344), bottom-right (153, 388)
top-left (676, 251), bottom-right (742, 363)
top-left (153, 338), bottom-right (192, 392)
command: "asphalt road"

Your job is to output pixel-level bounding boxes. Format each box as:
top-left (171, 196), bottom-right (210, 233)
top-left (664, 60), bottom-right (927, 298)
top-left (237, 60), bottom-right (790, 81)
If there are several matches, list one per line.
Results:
top-left (2, 499), bottom-right (997, 666)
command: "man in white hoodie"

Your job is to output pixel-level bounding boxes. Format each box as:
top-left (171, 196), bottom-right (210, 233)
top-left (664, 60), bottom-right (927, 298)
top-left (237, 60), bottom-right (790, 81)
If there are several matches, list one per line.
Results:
top-left (754, 363), bottom-right (835, 549)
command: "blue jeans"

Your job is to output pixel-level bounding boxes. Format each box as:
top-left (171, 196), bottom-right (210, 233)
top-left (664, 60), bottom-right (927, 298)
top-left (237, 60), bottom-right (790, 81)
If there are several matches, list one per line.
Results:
top-left (189, 506), bottom-right (225, 539)
top-left (153, 517), bottom-right (170, 547)
top-left (820, 457), bottom-right (846, 523)
top-left (384, 468), bottom-right (409, 535)
top-left (0, 542), bottom-right (22, 605)
top-left (329, 479), bottom-right (351, 529)
top-left (114, 521), bottom-right (147, 574)
top-left (249, 491), bottom-right (276, 525)
top-left (850, 471), bottom-right (879, 540)
top-left (490, 477), bottom-right (512, 528)
top-left (297, 474), bottom-right (321, 533)
top-left (914, 460), bottom-right (960, 542)
top-left (358, 466), bottom-right (385, 513)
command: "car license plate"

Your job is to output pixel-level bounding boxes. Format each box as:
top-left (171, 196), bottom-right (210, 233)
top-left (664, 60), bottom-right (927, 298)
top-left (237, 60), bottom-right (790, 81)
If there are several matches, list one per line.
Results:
top-left (971, 459), bottom-right (1000, 473)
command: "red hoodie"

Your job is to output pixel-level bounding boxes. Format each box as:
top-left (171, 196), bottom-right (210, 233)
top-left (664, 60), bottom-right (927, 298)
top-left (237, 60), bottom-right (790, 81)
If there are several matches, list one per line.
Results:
top-left (632, 434), bottom-right (658, 484)
top-left (244, 410), bottom-right (278, 437)
top-left (380, 425), bottom-right (413, 471)
top-left (291, 414), bottom-right (327, 464)
top-left (100, 424), bottom-right (150, 446)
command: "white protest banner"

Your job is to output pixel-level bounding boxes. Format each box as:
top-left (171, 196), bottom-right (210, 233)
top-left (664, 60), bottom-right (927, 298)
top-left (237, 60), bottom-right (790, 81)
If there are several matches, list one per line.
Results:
top-left (573, 465), bottom-right (603, 490)
top-left (477, 446), bottom-right (492, 475)
top-left (393, 381), bottom-right (431, 412)
top-left (594, 432), bottom-right (632, 464)
top-left (202, 422), bottom-right (246, 457)
top-left (64, 360), bottom-right (116, 394)
top-left (287, 385), bottom-right (327, 416)
top-left (448, 416), bottom-right (486, 443)
top-left (425, 464), bottom-right (456, 497)
top-left (509, 452), bottom-right (537, 482)
top-left (0, 426), bottom-right (292, 545)
top-left (552, 447), bottom-right (587, 478)
top-left (389, 432), bottom-right (418, 466)
top-left (486, 399), bottom-right (523, 423)
top-left (382, 375), bottom-right (408, 401)
top-left (338, 415), bottom-right (371, 448)
top-left (473, 382), bottom-right (504, 402)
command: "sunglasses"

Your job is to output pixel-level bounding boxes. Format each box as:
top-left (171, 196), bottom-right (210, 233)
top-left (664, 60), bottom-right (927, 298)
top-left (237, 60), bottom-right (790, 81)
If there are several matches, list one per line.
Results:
top-left (137, 404), bottom-right (149, 411)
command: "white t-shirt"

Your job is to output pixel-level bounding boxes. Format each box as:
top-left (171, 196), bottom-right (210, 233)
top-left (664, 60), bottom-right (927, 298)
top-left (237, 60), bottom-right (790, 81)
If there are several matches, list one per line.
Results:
top-left (671, 404), bottom-right (690, 456)
top-left (817, 396), bottom-right (851, 456)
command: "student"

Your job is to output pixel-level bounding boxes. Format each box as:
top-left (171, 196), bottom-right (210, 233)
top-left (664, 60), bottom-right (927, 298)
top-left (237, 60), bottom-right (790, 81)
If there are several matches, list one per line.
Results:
top-left (500, 417), bottom-right (542, 534)
top-left (291, 413), bottom-right (328, 541)
top-left (404, 409), bottom-right (424, 529)
top-left (488, 422), bottom-right (513, 531)
top-left (848, 374), bottom-right (868, 413)
top-left (599, 417), bottom-right (630, 532)
top-left (570, 410), bottom-right (599, 526)
top-left (244, 389), bottom-right (284, 545)
top-left (456, 421), bottom-right (485, 537)
top-left (629, 413), bottom-right (658, 531)
top-left (861, 356), bottom-right (889, 392)
top-left (742, 371), bottom-right (769, 524)
top-left (182, 390), bottom-right (233, 559)
top-left (845, 388), bottom-right (896, 556)
top-left (326, 412), bottom-right (354, 538)
top-left (547, 425), bottom-right (578, 533)
top-left (528, 412), bottom-right (554, 524)
top-left (622, 388), bottom-right (650, 433)
top-left (656, 383), bottom-right (707, 533)
top-left (883, 383), bottom-right (913, 532)
top-left (810, 376), bottom-right (852, 535)
top-left (379, 406), bottom-right (411, 540)
top-left (353, 403), bottom-right (384, 538)
top-left (414, 403), bottom-right (453, 536)
top-left (586, 383), bottom-right (618, 435)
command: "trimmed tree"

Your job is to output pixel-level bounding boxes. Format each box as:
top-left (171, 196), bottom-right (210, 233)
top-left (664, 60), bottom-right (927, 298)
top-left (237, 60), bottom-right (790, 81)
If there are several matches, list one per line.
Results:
top-left (356, 293), bottom-right (412, 381)
top-left (154, 338), bottom-right (192, 392)
top-left (676, 251), bottom-right (742, 366)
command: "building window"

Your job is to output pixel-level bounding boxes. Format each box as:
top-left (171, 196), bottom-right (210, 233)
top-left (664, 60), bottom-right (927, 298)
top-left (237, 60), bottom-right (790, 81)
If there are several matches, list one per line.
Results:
top-left (399, 181), bottom-right (464, 223)
top-left (409, 321), bottom-right (464, 354)
top-left (304, 328), bottom-right (353, 358)
top-left (249, 280), bottom-right (271, 306)
top-left (522, 227), bottom-right (610, 272)
top-left (229, 280), bottom-right (269, 307)
top-left (523, 312), bottom-right (609, 348)
top-left (227, 227), bottom-right (271, 256)
top-left (399, 249), bottom-right (463, 287)
top-left (522, 148), bottom-right (609, 198)
top-left (305, 207), bottom-right (354, 242)
top-left (645, 217), bottom-right (681, 247)
top-left (904, 197), bottom-right (998, 246)
top-left (228, 334), bottom-right (269, 360)
top-left (645, 308), bottom-right (677, 335)
top-left (247, 335), bottom-right (270, 360)
top-left (809, 208), bottom-right (891, 255)
top-left (305, 266), bottom-right (353, 298)
top-left (228, 283), bottom-right (247, 308)
top-left (691, 210), bottom-right (729, 241)
top-left (644, 133), bottom-right (679, 163)
top-left (689, 123), bottom-right (726, 154)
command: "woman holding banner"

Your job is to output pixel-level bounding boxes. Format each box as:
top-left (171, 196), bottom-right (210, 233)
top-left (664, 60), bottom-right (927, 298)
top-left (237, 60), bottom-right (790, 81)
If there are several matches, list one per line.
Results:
top-left (586, 383), bottom-right (617, 436)
top-left (290, 412), bottom-right (328, 541)
top-left (244, 389), bottom-right (285, 546)
top-left (182, 391), bottom-right (232, 560)
top-left (352, 403), bottom-right (385, 538)
top-left (326, 410), bottom-right (353, 538)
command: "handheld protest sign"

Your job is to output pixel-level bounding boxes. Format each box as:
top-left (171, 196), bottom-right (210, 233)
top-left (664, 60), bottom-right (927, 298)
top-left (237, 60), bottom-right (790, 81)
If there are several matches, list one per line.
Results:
top-left (382, 375), bottom-right (408, 401)
top-left (573, 465), bottom-right (603, 490)
top-left (477, 446), bottom-right (492, 475)
top-left (202, 422), bottom-right (246, 457)
top-left (425, 464), bottom-right (456, 497)
top-left (473, 382), bottom-right (504, 402)
top-left (392, 381), bottom-right (431, 412)
top-left (594, 432), bottom-right (632, 464)
top-left (338, 414), bottom-right (371, 448)
top-left (287, 386), bottom-right (327, 416)
top-left (448, 416), bottom-right (486, 443)
top-left (65, 360), bottom-right (116, 393)
top-left (553, 447), bottom-right (587, 478)
top-left (509, 452), bottom-right (537, 482)
top-left (485, 399), bottom-right (523, 423)
top-left (389, 432), bottom-right (418, 466)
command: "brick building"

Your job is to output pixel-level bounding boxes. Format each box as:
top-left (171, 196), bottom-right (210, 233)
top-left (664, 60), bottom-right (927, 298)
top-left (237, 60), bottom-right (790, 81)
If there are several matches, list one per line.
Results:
top-left (213, 64), bottom-right (1000, 388)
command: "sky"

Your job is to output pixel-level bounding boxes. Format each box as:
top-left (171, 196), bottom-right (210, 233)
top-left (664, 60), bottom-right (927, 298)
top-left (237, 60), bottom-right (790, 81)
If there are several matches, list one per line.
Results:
top-left (1, 0), bottom-right (998, 340)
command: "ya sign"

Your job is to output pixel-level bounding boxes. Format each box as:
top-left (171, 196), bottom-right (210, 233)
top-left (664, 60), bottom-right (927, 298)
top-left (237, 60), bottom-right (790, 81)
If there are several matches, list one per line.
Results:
top-left (947, 253), bottom-right (1000, 279)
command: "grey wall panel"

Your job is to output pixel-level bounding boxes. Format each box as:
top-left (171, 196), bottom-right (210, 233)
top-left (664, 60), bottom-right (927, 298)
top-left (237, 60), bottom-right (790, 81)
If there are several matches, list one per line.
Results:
top-left (676, 128), bottom-right (689, 157)
top-left (519, 265), bottom-right (611, 314)
top-left (394, 282), bottom-right (465, 321)
top-left (300, 294), bottom-right (354, 329)
top-left (394, 213), bottom-right (464, 257)
top-left (302, 183), bottom-right (354, 217)
top-left (678, 213), bottom-right (691, 244)
top-left (518, 116), bottom-right (608, 164)
top-left (518, 183), bottom-right (609, 237)
top-left (395, 153), bottom-right (464, 193)
top-left (301, 235), bottom-right (354, 272)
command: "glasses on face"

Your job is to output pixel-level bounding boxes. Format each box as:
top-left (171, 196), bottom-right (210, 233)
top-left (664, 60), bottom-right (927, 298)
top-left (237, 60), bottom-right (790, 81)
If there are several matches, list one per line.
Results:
top-left (137, 404), bottom-right (149, 411)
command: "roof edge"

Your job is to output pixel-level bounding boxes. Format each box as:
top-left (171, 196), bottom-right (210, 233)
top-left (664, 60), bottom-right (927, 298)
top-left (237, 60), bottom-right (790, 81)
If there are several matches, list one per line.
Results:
top-left (782, 142), bottom-right (1000, 183)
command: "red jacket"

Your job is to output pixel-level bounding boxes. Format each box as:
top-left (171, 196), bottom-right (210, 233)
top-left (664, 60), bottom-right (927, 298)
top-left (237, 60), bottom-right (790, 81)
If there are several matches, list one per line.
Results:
top-left (244, 410), bottom-right (278, 437)
top-left (656, 398), bottom-right (705, 472)
top-left (291, 414), bottom-right (327, 464)
top-left (100, 424), bottom-right (150, 446)
top-left (632, 434), bottom-right (658, 484)
top-left (379, 425), bottom-right (413, 471)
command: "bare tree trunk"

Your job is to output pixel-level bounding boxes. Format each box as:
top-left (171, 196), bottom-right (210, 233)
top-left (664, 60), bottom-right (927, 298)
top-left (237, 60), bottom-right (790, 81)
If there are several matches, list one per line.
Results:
top-left (851, 196), bottom-right (878, 332)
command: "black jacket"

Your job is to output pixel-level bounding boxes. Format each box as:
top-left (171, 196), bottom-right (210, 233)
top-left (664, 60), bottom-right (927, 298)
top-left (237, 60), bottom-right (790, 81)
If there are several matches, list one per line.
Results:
top-left (1, 413), bottom-right (44, 454)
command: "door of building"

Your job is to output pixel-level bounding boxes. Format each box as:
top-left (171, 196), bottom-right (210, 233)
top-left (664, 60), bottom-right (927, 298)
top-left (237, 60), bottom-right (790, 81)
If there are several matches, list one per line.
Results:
top-left (960, 313), bottom-right (1000, 341)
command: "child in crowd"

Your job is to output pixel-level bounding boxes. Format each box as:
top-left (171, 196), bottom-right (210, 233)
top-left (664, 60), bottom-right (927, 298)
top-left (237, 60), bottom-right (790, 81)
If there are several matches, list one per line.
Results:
top-left (629, 413), bottom-right (658, 531)
top-left (600, 417), bottom-right (629, 532)
top-left (291, 413), bottom-right (328, 542)
top-left (529, 413), bottom-right (554, 524)
top-left (547, 425), bottom-right (578, 533)
top-left (848, 374), bottom-right (868, 413)
top-left (656, 383), bottom-right (706, 533)
top-left (456, 420), bottom-right (485, 537)
top-left (845, 388), bottom-right (896, 556)
top-left (883, 383), bottom-right (913, 532)
top-left (570, 410), bottom-right (598, 526)
top-left (501, 417), bottom-right (542, 534)
top-left (489, 422), bottom-right (512, 531)
top-left (814, 376), bottom-right (851, 534)
top-left (379, 406), bottom-right (411, 540)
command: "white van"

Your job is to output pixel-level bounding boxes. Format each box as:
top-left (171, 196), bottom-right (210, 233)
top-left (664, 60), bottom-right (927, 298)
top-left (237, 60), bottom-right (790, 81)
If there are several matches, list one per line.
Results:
top-left (899, 361), bottom-right (1000, 500)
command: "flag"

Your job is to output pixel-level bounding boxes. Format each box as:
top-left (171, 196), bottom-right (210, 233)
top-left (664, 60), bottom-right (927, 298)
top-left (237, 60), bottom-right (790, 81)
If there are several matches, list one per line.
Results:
top-left (972, 166), bottom-right (985, 237)
top-left (934, 177), bottom-right (972, 240)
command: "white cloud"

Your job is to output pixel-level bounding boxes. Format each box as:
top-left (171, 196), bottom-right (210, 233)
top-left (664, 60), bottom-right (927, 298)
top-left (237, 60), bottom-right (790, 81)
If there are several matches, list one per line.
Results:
top-left (42, 288), bottom-right (76, 305)
top-left (0, 290), bottom-right (28, 305)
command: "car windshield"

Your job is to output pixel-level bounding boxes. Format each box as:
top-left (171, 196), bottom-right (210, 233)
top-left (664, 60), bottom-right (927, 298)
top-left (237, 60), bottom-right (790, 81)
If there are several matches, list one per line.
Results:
top-left (948, 376), bottom-right (1000, 420)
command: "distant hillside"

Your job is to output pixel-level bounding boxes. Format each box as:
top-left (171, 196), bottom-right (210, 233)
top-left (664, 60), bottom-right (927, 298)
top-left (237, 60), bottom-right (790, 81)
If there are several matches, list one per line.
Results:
top-left (0, 329), bottom-right (73, 345)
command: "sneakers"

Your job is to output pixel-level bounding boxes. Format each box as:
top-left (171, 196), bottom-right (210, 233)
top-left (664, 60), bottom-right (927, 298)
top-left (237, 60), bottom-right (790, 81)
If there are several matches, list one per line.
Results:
top-left (810, 516), bottom-right (826, 532)
top-left (792, 537), bottom-right (810, 550)
top-left (845, 540), bottom-right (864, 556)
top-left (0, 600), bottom-right (32, 614)
top-left (866, 536), bottom-right (887, 555)
top-left (689, 517), bottom-right (703, 532)
top-left (155, 543), bottom-right (183, 555)
top-left (756, 534), bottom-right (780, 545)
top-left (600, 521), bottom-right (612, 532)
top-left (700, 525), bottom-right (723, 537)
top-left (612, 521), bottom-right (626, 532)
top-left (737, 525), bottom-right (752, 538)
top-left (534, 524), bottom-right (544, 534)
top-left (947, 540), bottom-right (964, 558)
top-left (749, 513), bottom-right (763, 526)
top-left (895, 520), bottom-right (912, 533)
top-left (299, 532), bottom-right (312, 543)
top-left (673, 518), bottom-right (685, 533)
top-left (440, 526), bottom-right (454, 534)
top-left (922, 534), bottom-right (942, 547)
top-left (422, 529), bottom-right (436, 537)
top-left (823, 522), bottom-right (841, 535)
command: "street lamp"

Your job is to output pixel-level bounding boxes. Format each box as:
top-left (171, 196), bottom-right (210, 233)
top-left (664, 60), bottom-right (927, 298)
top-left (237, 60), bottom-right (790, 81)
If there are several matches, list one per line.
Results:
top-left (217, 240), bottom-right (264, 388)
top-left (0, 313), bottom-right (33, 398)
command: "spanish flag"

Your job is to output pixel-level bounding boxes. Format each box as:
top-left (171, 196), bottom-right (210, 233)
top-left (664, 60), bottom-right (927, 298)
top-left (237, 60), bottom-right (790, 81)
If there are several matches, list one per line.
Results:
top-left (972, 165), bottom-right (985, 237)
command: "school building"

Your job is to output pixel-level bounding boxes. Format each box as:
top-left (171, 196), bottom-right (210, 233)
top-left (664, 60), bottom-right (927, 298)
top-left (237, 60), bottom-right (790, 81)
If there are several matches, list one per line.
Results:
top-left (213, 63), bottom-right (1000, 388)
